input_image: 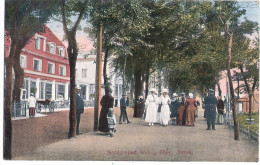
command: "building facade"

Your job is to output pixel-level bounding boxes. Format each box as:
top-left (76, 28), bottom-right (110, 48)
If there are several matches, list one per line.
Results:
top-left (4, 25), bottom-right (70, 101)
top-left (76, 52), bottom-right (123, 103)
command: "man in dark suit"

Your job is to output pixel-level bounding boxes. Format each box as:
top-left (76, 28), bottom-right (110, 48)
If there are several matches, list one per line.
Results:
top-left (204, 89), bottom-right (218, 130)
top-left (76, 86), bottom-right (84, 135)
top-left (119, 94), bottom-right (131, 124)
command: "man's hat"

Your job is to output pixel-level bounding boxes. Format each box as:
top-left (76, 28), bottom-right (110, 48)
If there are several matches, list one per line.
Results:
top-left (209, 89), bottom-right (214, 92)
top-left (76, 86), bottom-right (81, 90)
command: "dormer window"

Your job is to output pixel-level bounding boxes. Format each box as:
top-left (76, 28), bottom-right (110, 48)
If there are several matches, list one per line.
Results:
top-left (58, 46), bottom-right (65, 57)
top-left (35, 37), bottom-right (40, 50)
top-left (48, 42), bottom-right (56, 54)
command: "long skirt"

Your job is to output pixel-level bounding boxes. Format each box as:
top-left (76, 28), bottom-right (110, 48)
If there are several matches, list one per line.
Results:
top-left (161, 105), bottom-right (171, 125)
top-left (145, 102), bottom-right (157, 123)
top-left (98, 108), bottom-right (109, 132)
top-left (177, 105), bottom-right (185, 125)
top-left (185, 106), bottom-right (196, 126)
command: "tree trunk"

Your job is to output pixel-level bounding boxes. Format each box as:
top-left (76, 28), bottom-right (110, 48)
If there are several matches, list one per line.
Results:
top-left (144, 67), bottom-right (150, 99)
top-left (157, 66), bottom-right (162, 97)
top-left (217, 83), bottom-right (222, 97)
top-left (67, 38), bottom-right (78, 138)
top-left (134, 67), bottom-right (143, 117)
top-left (103, 47), bottom-right (109, 95)
top-left (94, 22), bottom-right (103, 131)
top-left (227, 34), bottom-right (239, 140)
top-left (13, 50), bottom-right (24, 102)
top-left (4, 39), bottom-right (18, 159)
top-left (122, 57), bottom-right (127, 95)
top-left (129, 73), bottom-right (135, 107)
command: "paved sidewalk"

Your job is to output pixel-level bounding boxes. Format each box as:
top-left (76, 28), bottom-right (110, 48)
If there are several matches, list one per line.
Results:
top-left (14, 108), bottom-right (258, 161)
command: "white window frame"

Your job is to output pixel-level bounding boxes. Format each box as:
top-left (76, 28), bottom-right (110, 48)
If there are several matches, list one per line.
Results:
top-left (33, 58), bottom-right (42, 71)
top-left (35, 36), bottom-right (40, 50)
top-left (58, 46), bottom-right (65, 57)
top-left (82, 69), bottom-right (87, 78)
top-left (48, 62), bottom-right (55, 74)
top-left (59, 65), bottom-right (66, 76)
top-left (20, 55), bottom-right (27, 68)
top-left (48, 42), bottom-right (56, 54)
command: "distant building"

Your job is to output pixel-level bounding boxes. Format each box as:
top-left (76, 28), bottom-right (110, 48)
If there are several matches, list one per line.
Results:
top-left (76, 52), bottom-right (123, 103)
top-left (4, 25), bottom-right (70, 101)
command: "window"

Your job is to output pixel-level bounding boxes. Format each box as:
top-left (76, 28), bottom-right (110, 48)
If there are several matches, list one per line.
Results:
top-left (82, 69), bottom-right (87, 78)
top-left (20, 55), bottom-right (27, 68)
top-left (45, 83), bottom-right (52, 99)
top-left (58, 47), bottom-right (65, 57)
top-left (39, 82), bottom-right (44, 99)
top-left (48, 62), bottom-right (55, 74)
top-left (35, 37), bottom-right (40, 50)
top-left (33, 59), bottom-right (42, 71)
top-left (57, 84), bottom-right (65, 99)
top-left (59, 65), bottom-right (66, 76)
top-left (48, 42), bottom-right (56, 54)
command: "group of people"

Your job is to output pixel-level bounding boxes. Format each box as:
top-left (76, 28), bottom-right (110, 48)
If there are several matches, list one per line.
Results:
top-left (144, 88), bottom-right (198, 127)
top-left (75, 86), bottom-right (225, 136)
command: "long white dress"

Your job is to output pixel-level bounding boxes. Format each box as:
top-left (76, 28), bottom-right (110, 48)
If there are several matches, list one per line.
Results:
top-left (159, 95), bottom-right (171, 125)
top-left (145, 94), bottom-right (158, 123)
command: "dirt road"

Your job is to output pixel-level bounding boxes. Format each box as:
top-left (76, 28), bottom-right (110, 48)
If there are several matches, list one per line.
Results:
top-left (12, 107), bottom-right (258, 161)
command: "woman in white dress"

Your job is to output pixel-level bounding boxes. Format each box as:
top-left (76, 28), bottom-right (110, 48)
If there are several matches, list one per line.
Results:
top-left (159, 89), bottom-right (171, 126)
top-left (145, 88), bottom-right (158, 126)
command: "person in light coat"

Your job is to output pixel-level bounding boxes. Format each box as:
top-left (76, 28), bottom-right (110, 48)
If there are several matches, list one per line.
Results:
top-left (28, 93), bottom-right (37, 118)
top-left (159, 89), bottom-right (171, 126)
top-left (145, 88), bottom-right (158, 126)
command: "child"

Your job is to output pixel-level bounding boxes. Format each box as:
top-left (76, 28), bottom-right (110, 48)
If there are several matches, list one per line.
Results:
top-left (107, 108), bottom-right (117, 137)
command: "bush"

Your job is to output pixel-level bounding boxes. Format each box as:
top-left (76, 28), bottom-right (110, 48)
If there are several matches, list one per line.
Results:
top-left (237, 113), bottom-right (259, 133)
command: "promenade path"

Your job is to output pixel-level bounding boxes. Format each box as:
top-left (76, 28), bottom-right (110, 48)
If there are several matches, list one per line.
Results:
top-left (13, 107), bottom-right (258, 161)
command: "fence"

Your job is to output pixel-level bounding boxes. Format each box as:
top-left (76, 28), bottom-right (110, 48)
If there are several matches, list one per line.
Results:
top-left (12, 101), bottom-right (28, 118)
top-left (53, 100), bottom-right (94, 109)
top-left (225, 112), bottom-right (259, 142)
top-left (11, 99), bottom-right (94, 118)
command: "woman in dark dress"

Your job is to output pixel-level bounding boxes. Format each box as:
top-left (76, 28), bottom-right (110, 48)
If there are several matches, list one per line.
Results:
top-left (98, 89), bottom-right (114, 132)
top-left (177, 96), bottom-right (186, 126)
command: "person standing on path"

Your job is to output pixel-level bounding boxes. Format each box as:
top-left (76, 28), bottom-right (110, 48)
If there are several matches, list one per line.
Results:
top-left (159, 89), bottom-right (171, 126)
top-left (217, 95), bottom-right (224, 124)
top-left (136, 95), bottom-right (145, 118)
top-left (28, 93), bottom-right (36, 118)
top-left (119, 94), bottom-right (131, 124)
top-left (145, 88), bottom-right (158, 126)
top-left (177, 96), bottom-right (186, 125)
top-left (99, 88), bottom-right (114, 132)
top-left (204, 89), bottom-right (218, 130)
top-left (185, 93), bottom-right (197, 126)
top-left (170, 93), bottom-right (180, 125)
top-left (76, 86), bottom-right (84, 135)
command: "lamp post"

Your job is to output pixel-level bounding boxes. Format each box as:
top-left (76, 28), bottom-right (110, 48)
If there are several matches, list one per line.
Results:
top-left (246, 89), bottom-right (255, 124)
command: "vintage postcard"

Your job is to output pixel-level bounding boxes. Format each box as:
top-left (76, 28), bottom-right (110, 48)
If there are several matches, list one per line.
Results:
top-left (1, 0), bottom-right (259, 164)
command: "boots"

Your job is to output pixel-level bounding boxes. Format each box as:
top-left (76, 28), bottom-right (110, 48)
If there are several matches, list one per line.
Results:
top-left (212, 124), bottom-right (216, 130)
top-left (206, 123), bottom-right (211, 130)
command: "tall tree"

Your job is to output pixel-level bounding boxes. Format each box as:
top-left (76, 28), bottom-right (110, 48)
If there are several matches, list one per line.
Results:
top-left (59, 0), bottom-right (89, 138)
top-left (4, 0), bottom-right (58, 159)
top-left (215, 1), bottom-right (257, 140)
